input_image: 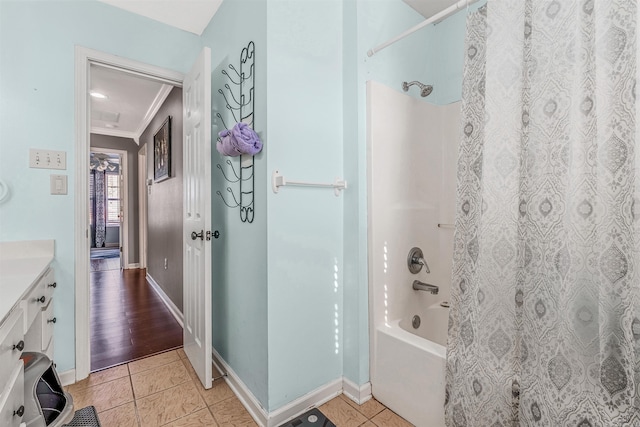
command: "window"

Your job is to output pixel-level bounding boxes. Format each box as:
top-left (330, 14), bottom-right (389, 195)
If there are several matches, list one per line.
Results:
top-left (106, 172), bottom-right (120, 224)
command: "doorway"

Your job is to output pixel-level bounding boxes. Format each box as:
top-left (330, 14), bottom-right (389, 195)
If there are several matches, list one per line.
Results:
top-left (89, 149), bottom-right (124, 272)
top-left (77, 49), bottom-right (185, 374)
top-left (89, 82), bottom-right (185, 370)
top-left (75, 46), bottom-right (213, 386)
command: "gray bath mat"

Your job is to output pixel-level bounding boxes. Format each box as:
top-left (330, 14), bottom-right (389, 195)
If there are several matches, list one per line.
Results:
top-left (279, 408), bottom-right (336, 427)
top-left (63, 406), bottom-right (101, 427)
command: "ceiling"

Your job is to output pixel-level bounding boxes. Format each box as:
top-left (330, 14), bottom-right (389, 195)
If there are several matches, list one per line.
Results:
top-left (90, 64), bottom-right (173, 144)
top-left (97, 0), bottom-right (223, 35)
top-left (402, 0), bottom-right (462, 20)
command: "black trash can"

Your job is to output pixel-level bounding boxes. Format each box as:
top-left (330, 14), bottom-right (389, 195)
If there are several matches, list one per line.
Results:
top-left (20, 352), bottom-right (74, 427)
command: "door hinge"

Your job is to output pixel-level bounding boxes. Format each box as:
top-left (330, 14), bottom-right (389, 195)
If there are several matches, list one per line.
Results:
top-left (206, 230), bottom-right (211, 241)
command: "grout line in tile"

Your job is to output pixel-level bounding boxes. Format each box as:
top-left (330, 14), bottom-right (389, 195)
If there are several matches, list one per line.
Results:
top-left (204, 404), bottom-right (217, 423)
top-left (94, 400), bottom-right (132, 415)
top-left (206, 393), bottom-right (236, 408)
top-left (72, 374), bottom-right (128, 395)
top-left (128, 368), bottom-right (138, 401)
top-left (134, 397), bottom-right (143, 427)
top-left (156, 406), bottom-right (207, 426)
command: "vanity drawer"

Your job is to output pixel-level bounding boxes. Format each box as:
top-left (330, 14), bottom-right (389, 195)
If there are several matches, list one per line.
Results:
top-left (19, 269), bottom-right (50, 334)
top-left (0, 309), bottom-right (25, 386)
top-left (42, 268), bottom-right (56, 302)
top-left (41, 300), bottom-right (55, 351)
top-left (0, 363), bottom-right (25, 427)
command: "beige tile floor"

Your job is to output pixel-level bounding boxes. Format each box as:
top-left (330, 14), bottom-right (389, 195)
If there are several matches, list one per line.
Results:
top-left (65, 348), bottom-right (414, 427)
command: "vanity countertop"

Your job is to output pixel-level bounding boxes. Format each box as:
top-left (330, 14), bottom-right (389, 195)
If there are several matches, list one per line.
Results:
top-left (0, 240), bottom-right (55, 323)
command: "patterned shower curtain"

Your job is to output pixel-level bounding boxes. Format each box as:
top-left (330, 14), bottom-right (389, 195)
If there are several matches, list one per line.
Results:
top-left (445, 1), bottom-right (640, 425)
top-left (95, 170), bottom-right (106, 248)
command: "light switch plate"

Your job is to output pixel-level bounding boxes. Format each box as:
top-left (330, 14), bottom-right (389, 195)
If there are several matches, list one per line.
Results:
top-left (50, 174), bottom-right (67, 195)
top-left (30, 149), bottom-right (66, 170)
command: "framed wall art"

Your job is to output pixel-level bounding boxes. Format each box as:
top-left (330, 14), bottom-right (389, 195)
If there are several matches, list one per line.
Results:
top-left (154, 116), bottom-right (171, 182)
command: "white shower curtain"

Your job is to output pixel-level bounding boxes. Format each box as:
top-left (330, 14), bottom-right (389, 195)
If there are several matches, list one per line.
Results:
top-left (446, 1), bottom-right (640, 425)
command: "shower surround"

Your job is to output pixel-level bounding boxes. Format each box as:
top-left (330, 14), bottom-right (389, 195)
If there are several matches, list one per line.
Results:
top-left (367, 80), bottom-right (460, 427)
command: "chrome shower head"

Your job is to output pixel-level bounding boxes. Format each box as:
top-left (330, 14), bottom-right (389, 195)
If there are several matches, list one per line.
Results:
top-left (402, 81), bottom-right (433, 97)
top-left (420, 85), bottom-right (433, 97)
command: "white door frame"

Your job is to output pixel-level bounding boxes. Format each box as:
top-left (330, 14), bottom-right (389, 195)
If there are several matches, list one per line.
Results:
top-left (138, 144), bottom-right (148, 270)
top-left (90, 147), bottom-right (128, 268)
top-left (74, 46), bottom-right (184, 380)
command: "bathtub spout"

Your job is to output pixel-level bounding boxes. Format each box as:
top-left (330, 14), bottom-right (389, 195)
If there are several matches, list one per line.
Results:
top-left (413, 280), bottom-right (439, 294)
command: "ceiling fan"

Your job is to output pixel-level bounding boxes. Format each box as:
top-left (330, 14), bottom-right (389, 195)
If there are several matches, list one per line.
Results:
top-left (90, 153), bottom-right (119, 172)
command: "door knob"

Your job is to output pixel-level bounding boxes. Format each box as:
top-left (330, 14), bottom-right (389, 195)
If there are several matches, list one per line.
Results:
top-left (191, 230), bottom-right (204, 240)
top-left (48, 317), bottom-right (57, 324)
top-left (13, 340), bottom-right (24, 351)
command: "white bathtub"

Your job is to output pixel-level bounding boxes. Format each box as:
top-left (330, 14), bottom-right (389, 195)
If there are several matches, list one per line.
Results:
top-left (372, 303), bottom-right (449, 427)
top-left (367, 82), bottom-right (460, 427)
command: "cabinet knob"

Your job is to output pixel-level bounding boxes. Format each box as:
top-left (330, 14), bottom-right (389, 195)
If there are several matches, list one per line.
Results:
top-left (47, 317), bottom-right (57, 324)
top-left (13, 405), bottom-right (25, 417)
top-left (13, 340), bottom-right (24, 351)
top-left (35, 296), bottom-right (46, 304)
top-left (48, 282), bottom-right (57, 288)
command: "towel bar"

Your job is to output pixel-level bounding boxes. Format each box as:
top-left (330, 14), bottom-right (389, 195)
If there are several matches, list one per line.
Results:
top-left (271, 170), bottom-right (347, 197)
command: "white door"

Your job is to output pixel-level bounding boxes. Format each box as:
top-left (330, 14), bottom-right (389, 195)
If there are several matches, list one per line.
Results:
top-left (183, 47), bottom-right (213, 389)
top-left (118, 154), bottom-right (125, 269)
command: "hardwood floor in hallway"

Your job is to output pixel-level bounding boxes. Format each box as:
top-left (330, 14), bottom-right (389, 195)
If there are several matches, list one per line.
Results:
top-left (90, 266), bottom-right (183, 371)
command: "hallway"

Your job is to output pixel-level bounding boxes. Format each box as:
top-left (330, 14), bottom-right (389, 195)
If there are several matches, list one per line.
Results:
top-left (91, 267), bottom-right (183, 371)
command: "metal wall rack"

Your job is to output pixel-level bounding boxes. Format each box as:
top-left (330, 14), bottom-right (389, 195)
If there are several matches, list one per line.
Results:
top-left (215, 41), bottom-right (256, 223)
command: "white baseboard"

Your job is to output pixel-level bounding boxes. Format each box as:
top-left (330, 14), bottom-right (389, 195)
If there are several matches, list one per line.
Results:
top-left (342, 378), bottom-right (372, 405)
top-left (126, 263), bottom-right (140, 269)
top-left (146, 273), bottom-right (184, 328)
top-left (211, 347), bottom-right (269, 426)
top-left (268, 378), bottom-right (342, 427)
top-left (211, 348), bottom-right (344, 427)
top-left (59, 369), bottom-right (77, 387)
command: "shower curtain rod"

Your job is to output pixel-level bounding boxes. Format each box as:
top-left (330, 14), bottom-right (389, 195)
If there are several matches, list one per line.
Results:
top-left (367, 0), bottom-right (480, 57)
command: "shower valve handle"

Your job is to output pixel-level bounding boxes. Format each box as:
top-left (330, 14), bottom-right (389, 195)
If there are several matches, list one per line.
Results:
top-left (408, 247), bottom-right (430, 274)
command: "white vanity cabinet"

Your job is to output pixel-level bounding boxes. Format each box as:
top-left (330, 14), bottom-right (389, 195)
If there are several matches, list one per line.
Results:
top-left (22, 267), bottom-right (57, 358)
top-left (0, 240), bottom-right (56, 427)
top-left (0, 363), bottom-right (25, 427)
top-left (0, 309), bottom-right (25, 391)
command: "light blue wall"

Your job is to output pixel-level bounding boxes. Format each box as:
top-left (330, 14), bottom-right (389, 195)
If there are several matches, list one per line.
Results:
top-left (341, 0), bottom-right (484, 387)
top-left (342, 0), bottom-right (431, 387)
top-left (0, 0), bottom-right (201, 372)
top-left (427, 1), bottom-right (486, 105)
top-left (266, 0), bottom-right (345, 411)
top-left (200, 0), bottom-right (269, 408)
top-left (342, 0), bottom-right (366, 386)
top-left (0, 0), bottom-right (477, 412)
